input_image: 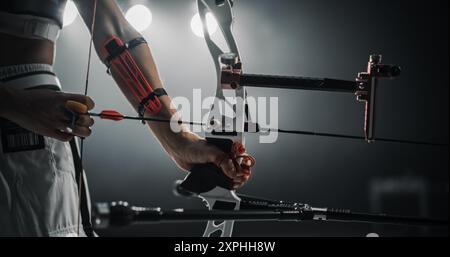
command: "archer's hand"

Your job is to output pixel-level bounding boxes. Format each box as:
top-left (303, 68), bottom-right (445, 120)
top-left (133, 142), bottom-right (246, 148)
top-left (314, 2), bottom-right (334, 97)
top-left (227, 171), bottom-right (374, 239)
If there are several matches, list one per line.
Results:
top-left (172, 133), bottom-right (254, 189)
top-left (0, 88), bottom-right (95, 142)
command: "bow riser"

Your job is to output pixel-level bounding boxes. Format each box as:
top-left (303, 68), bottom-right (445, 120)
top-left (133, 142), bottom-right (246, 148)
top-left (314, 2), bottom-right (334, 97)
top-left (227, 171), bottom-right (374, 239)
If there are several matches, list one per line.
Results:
top-left (200, 0), bottom-right (245, 238)
top-left (177, 0), bottom-right (245, 238)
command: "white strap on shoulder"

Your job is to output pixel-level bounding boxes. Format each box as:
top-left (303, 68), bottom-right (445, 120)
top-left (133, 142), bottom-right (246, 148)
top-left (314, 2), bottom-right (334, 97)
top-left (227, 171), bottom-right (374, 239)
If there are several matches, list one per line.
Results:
top-left (0, 11), bottom-right (61, 43)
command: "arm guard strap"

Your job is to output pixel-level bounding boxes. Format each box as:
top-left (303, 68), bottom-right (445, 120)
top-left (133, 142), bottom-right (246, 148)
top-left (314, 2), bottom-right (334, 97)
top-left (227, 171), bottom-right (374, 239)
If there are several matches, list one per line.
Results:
top-left (103, 36), bottom-right (167, 118)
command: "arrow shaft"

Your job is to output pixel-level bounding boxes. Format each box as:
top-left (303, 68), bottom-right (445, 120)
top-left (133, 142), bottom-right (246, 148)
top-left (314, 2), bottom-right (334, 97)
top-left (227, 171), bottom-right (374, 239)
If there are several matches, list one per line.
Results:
top-left (89, 111), bottom-right (446, 147)
top-left (89, 112), bottom-right (205, 126)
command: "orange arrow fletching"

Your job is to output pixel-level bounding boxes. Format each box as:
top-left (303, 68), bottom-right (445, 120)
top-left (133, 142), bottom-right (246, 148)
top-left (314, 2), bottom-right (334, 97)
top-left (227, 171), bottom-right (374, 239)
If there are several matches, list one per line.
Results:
top-left (99, 110), bottom-right (124, 121)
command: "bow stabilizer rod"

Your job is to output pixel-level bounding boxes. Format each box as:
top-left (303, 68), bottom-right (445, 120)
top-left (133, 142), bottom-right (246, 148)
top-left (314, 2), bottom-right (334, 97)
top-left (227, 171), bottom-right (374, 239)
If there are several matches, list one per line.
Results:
top-left (92, 201), bottom-right (448, 229)
top-left (233, 74), bottom-right (359, 92)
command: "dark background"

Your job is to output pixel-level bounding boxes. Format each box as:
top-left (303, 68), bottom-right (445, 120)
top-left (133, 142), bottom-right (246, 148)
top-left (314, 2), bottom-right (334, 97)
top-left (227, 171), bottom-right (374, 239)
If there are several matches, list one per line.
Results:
top-left (55, 0), bottom-right (448, 236)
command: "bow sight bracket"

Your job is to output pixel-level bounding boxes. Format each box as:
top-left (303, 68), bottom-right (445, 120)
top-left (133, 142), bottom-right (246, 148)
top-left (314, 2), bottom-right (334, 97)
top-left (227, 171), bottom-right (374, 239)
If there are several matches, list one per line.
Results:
top-left (220, 53), bottom-right (401, 142)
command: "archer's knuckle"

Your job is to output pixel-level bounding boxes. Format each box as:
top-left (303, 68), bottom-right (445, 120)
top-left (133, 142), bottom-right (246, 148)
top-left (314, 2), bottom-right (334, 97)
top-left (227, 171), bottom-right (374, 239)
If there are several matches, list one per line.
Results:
top-left (78, 115), bottom-right (88, 125)
top-left (81, 95), bottom-right (90, 104)
top-left (78, 128), bottom-right (92, 137)
top-left (87, 96), bottom-right (95, 106)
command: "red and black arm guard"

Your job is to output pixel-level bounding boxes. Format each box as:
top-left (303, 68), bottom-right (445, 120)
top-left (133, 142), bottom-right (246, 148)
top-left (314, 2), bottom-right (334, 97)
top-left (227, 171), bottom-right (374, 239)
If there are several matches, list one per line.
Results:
top-left (103, 36), bottom-right (167, 119)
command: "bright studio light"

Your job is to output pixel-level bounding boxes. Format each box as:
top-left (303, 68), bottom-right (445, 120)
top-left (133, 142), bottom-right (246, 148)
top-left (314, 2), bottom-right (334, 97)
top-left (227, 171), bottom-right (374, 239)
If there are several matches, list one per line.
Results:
top-left (190, 13), bottom-right (218, 38)
top-left (63, 1), bottom-right (79, 27)
top-left (125, 5), bottom-right (153, 32)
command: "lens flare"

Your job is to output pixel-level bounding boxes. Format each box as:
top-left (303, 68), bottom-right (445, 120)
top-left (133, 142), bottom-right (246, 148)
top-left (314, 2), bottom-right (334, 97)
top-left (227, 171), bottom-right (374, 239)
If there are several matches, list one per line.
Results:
top-left (63, 1), bottom-right (79, 27)
top-left (191, 13), bottom-right (218, 38)
top-left (125, 5), bottom-right (153, 32)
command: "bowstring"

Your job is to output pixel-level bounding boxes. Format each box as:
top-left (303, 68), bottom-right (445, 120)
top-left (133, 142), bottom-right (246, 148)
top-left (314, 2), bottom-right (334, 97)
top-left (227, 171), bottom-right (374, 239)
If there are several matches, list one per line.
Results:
top-left (77, 0), bottom-right (98, 237)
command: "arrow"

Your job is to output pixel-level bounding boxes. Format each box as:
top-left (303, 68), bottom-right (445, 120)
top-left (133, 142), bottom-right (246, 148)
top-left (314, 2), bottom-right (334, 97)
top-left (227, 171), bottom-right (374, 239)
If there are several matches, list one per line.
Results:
top-left (88, 109), bottom-right (447, 147)
top-left (89, 110), bottom-right (205, 126)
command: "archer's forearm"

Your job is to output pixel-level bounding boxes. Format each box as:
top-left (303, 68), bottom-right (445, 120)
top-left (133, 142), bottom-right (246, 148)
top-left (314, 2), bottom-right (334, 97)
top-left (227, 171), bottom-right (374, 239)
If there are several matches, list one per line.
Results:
top-left (108, 41), bottom-right (197, 157)
top-left (75, 0), bottom-right (196, 158)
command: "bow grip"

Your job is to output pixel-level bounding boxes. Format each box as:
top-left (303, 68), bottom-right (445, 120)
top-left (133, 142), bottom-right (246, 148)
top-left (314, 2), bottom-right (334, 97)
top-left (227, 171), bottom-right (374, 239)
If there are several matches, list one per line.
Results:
top-left (176, 138), bottom-right (235, 196)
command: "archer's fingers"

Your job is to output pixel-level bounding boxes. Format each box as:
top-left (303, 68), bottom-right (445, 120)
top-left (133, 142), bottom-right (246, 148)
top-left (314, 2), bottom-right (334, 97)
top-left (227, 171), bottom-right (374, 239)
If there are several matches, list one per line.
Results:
top-left (63, 93), bottom-right (95, 111)
top-left (52, 130), bottom-right (74, 142)
top-left (237, 170), bottom-right (251, 181)
top-left (71, 126), bottom-right (92, 138)
top-left (233, 176), bottom-right (250, 190)
top-left (56, 123), bottom-right (92, 138)
top-left (234, 156), bottom-right (254, 176)
top-left (232, 166), bottom-right (252, 189)
top-left (219, 158), bottom-right (238, 180)
top-left (76, 114), bottom-right (95, 127)
top-left (205, 144), bottom-right (237, 180)
top-left (236, 167), bottom-right (252, 177)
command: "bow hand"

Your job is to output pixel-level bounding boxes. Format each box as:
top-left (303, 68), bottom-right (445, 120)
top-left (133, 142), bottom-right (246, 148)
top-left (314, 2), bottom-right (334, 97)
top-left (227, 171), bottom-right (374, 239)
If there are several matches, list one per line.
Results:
top-left (174, 136), bottom-right (254, 194)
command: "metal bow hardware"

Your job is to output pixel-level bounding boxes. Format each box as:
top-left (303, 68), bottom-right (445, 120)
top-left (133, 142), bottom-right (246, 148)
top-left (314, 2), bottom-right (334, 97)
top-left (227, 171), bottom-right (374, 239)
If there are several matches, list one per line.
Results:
top-left (178, 0), bottom-right (388, 237)
top-left (171, 0), bottom-right (445, 237)
top-left (92, 197), bottom-right (447, 231)
top-left (82, 0), bottom-right (448, 236)
top-left (174, 0), bottom-right (249, 238)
